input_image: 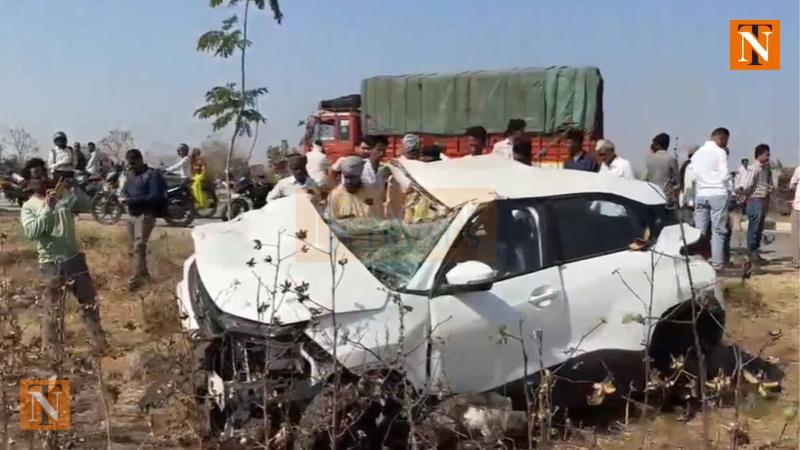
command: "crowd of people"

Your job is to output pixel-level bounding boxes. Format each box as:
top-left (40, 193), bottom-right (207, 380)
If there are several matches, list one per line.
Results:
top-left (262, 119), bottom-right (798, 271)
top-left (11, 123), bottom-right (800, 362)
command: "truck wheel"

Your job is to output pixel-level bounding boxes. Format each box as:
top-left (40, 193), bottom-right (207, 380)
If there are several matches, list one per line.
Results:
top-left (293, 373), bottom-right (408, 450)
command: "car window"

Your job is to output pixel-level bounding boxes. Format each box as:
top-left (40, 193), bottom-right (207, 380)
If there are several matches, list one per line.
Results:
top-left (443, 201), bottom-right (544, 282)
top-left (329, 207), bottom-right (457, 290)
top-left (550, 196), bottom-right (649, 261)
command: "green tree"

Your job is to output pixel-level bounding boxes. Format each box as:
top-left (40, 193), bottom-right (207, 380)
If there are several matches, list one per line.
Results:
top-left (195, 0), bottom-right (283, 217)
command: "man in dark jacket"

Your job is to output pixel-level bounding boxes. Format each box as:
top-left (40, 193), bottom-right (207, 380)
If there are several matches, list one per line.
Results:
top-left (120, 149), bottom-right (166, 291)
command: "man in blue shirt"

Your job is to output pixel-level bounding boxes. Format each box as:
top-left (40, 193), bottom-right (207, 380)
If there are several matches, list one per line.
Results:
top-left (562, 130), bottom-right (598, 172)
top-left (120, 149), bottom-right (167, 291)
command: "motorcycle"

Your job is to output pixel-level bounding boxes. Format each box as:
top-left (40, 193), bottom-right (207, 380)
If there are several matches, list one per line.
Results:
top-left (163, 177), bottom-right (196, 227)
top-left (75, 171), bottom-right (104, 199)
top-left (0, 173), bottom-right (31, 206)
top-left (92, 167), bottom-right (196, 227)
top-left (219, 175), bottom-right (273, 221)
top-left (91, 164), bottom-right (125, 225)
top-left (163, 173), bottom-right (218, 219)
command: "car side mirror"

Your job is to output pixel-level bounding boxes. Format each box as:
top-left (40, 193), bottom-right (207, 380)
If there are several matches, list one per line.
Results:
top-left (440, 261), bottom-right (495, 294)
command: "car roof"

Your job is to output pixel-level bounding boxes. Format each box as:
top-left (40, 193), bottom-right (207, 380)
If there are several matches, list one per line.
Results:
top-left (399, 155), bottom-right (666, 208)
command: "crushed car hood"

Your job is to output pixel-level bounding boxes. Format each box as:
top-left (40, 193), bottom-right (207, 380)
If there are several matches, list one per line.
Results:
top-left (191, 193), bottom-right (389, 325)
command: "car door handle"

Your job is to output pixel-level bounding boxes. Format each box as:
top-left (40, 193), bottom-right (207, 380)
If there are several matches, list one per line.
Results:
top-left (527, 288), bottom-right (559, 308)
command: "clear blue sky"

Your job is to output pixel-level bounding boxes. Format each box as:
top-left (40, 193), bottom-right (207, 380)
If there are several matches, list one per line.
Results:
top-left (0, 0), bottom-right (797, 168)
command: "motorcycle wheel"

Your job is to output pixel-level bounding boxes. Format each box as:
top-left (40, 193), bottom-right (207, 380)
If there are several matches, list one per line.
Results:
top-left (195, 188), bottom-right (218, 219)
top-left (91, 193), bottom-right (123, 225)
top-left (164, 195), bottom-right (196, 227)
top-left (228, 198), bottom-right (250, 220)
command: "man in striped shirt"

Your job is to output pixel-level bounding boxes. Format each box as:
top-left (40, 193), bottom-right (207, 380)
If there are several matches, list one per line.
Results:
top-left (738, 144), bottom-right (773, 263)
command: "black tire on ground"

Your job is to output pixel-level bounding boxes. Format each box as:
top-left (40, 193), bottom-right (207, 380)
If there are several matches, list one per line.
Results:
top-left (293, 374), bottom-right (407, 450)
top-left (91, 193), bottom-right (124, 225)
top-left (229, 198), bottom-right (249, 220)
top-left (164, 197), bottom-right (196, 227)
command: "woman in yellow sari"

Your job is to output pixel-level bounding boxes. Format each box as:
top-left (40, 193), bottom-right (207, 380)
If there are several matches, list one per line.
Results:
top-left (190, 148), bottom-right (208, 209)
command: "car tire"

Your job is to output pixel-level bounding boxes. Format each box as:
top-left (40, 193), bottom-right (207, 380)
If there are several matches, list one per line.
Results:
top-left (293, 372), bottom-right (408, 450)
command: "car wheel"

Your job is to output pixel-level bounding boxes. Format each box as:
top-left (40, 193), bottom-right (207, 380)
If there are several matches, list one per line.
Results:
top-left (293, 372), bottom-right (408, 450)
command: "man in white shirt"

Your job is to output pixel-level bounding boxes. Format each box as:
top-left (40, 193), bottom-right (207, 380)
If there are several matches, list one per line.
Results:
top-left (267, 154), bottom-right (319, 202)
top-left (690, 127), bottom-right (731, 270)
top-left (491, 119), bottom-right (526, 159)
top-left (734, 158), bottom-right (750, 190)
top-left (85, 142), bottom-right (104, 176)
top-left (165, 143), bottom-right (192, 178)
top-left (361, 136), bottom-right (391, 188)
top-left (789, 166), bottom-right (800, 268)
top-left (596, 139), bottom-right (634, 180)
top-left (305, 140), bottom-right (332, 187)
top-left (49, 131), bottom-right (76, 181)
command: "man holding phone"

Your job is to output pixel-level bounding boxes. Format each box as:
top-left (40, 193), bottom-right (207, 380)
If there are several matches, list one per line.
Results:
top-left (20, 173), bottom-right (107, 357)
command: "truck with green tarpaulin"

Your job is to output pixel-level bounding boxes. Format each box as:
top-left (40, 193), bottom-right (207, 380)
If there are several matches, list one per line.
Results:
top-left (303, 66), bottom-right (603, 167)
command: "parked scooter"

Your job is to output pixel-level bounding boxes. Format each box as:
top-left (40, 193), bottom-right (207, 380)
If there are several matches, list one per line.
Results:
top-left (219, 175), bottom-right (273, 220)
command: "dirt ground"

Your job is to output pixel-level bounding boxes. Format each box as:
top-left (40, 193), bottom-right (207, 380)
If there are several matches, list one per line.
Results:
top-left (0, 212), bottom-right (797, 449)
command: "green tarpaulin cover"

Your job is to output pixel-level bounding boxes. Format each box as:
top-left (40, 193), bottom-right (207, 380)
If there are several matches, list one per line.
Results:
top-left (361, 67), bottom-right (603, 137)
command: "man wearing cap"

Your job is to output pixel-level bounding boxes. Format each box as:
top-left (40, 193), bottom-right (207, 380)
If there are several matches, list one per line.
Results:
top-left (268, 153), bottom-right (319, 202)
top-left (325, 156), bottom-right (384, 220)
top-left (492, 119), bottom-right (526, 159)
top-left (49, 131), bottom-right (76, 181)
top-left (400, 134), bottom-right (421, 161)
top-left (644, 132), bottom-right (679, 202)
top-left (596, 139), bottom-right (634, 180)
top-left (20, 167), bottom-right (107, 356)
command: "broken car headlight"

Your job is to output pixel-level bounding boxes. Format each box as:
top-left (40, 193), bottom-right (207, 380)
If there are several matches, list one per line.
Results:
top-left (188, 261), bottom-right (306, 338)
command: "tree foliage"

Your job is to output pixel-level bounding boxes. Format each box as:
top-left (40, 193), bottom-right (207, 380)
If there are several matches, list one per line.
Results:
top-left (209, 0), bottom-right (283, 23)
top-left (194, 84), bottom-right (268, 137)
top-left (98, 129), bottom-right (135, 161)
top-left (5, 127), bottom-right (39, 164)
top-left (197, 0), bottom-right (282, 218)
top-left (197, 16), bottom-right (247, 58)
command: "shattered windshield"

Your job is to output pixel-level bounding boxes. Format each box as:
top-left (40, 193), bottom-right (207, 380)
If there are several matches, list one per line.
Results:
top-left (328, 212), bottom-right (456, 290)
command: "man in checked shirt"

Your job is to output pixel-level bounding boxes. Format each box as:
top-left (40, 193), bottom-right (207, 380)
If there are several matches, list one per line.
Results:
top-left (738, 144), bottom-right (773, 264)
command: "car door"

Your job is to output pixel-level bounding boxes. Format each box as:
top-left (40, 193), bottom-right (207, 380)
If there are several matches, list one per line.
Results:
top-left (548, 195), bottom-right (680, 358)
top-left (428, 200), bottom-right (572, 393)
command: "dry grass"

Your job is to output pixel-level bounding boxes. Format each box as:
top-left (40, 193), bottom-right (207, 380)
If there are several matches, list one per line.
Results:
top-left (594, 273), bottom-right (800, 449)
top-left (0, 211), bottom-right (797, 448)
top-left (0, 213), bottom-right (199, 449)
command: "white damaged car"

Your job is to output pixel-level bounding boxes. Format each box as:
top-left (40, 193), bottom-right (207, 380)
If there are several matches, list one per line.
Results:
top-left (176, 156), bottom-right (726, 438)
